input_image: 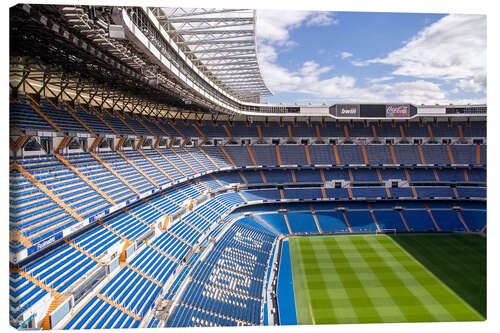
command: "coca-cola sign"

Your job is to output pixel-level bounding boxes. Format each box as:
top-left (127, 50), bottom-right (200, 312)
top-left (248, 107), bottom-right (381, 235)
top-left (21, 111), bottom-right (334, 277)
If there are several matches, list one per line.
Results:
top-left (386, 104), bottom-right (410, 117)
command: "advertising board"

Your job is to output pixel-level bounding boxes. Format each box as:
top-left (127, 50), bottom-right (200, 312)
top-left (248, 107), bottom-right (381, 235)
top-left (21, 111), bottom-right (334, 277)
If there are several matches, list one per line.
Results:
top-left (386, 104), bottom-right (410, 117)
top-left (336, 104), bottom-right (360, 117)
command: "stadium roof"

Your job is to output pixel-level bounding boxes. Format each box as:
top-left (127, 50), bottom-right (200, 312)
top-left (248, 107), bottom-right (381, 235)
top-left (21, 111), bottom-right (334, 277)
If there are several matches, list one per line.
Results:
top-left (155, 7), bottom-right (272, 102)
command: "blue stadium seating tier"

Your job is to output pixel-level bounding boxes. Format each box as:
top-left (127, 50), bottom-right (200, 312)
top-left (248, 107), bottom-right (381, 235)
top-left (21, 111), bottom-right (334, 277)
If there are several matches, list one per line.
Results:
top-left (9, 95), bottom-right (486, 329)
top-left (10, 148), bottom-right (485, 252)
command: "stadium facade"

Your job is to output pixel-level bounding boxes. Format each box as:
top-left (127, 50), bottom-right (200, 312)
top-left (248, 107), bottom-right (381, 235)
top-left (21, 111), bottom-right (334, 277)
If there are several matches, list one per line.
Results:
top-left (10, 4), bottom-right (486, 329)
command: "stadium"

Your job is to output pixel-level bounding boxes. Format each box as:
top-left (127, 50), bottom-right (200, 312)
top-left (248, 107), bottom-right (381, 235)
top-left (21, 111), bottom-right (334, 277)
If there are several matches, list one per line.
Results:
top-left (9, 4), bottom-right (486, 329)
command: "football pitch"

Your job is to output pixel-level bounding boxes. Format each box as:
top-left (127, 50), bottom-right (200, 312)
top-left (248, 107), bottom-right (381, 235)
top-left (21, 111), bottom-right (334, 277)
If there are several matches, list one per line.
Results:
top-left (289, 234), bottom-right (485, 325)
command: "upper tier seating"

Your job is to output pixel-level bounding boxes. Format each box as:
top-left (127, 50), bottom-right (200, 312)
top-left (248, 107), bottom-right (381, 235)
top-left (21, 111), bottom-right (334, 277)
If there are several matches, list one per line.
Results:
top-left (336, 145), bottom-right (364, 164)
top-left (242, 189), bottom-right (282, 201)
top-left (349, 122), bottom-right (372, 137)
top-left (430, 122), bottom-right (460, 137)
top-left (119, 113), bottom-right (152, 137)
top-left (294, 169), bottom-right (323, 183)
top-left (467, 169), bottom-right (486, 182)
top-left (380, 168), bottom-right (405, 180)
top-left (240, 170), bottom-right (265, 184)
top-left (198, 146), bottom-right (231, 168)
top-left (388, 187), bottom-right (413, 198)
top-left (284, 188), bottom-right (323, 200)
top-left (224, 146), bottom-right (254, 167)
top-left (462, 122), bottom-right (486, 137)
top-left (10, 96), bottom-right (55, 132)
top-left (37, 99), bottom-right (87, 133)
top-left (198, 121), bottom-right (228, 138)
top-left (351, 169), bottom-right (379, 182)
top-left (415, 186), bottom-right (454, 198)
top-left (99, 111), bottom-right (136, 136)
top-left (437, 169), bottom-right (466, 182)
top-left (324, 188), bottom-right (349, 199)
top-left (456, 187), bottom-right (486, 198)
top-left (229, 122), bottom-right (258, 138)
top-left (421, 145), bottom-right (451, 164)
top-left (308, 145), bottom-right (337, 165)
top-left (259, 122), bottom-right (290, 138)
top-left (480, 145), bottom-right (486, 164)
top-left (323, 168), bottom-right (350, 181)
top-left (262, 170), bottom-right (292, 184)
top-left (392, 145), bottom-right (421, 164)
top-left (450, 145), bottom-right (477, 164)
top-left (172, 120), bottom-right (199, 138)
top-left (408, 169), bottom-right (436, 182)
top-left (279, 145), bottom-right (308, 165)
top-left (318, 123), bottom-right (346, 137)
top-left (376, 122), bottom-right (402, 137)
top-left (351, 187), bottom-right (389, 198)
top-left (365, 145), bottom-right (394, 164)
top-left (11, 97), bottom-right (486, 141)
top-left (403, 123), bottom-right (430, 137)
top-left (291, 123), bottom-right (317, 137)
top-left (72, 105), bottom-right (112, 134)
top-left (249, 145), bottom-right (278, 166)
top-left (136, 116), bottom-right (167, 137)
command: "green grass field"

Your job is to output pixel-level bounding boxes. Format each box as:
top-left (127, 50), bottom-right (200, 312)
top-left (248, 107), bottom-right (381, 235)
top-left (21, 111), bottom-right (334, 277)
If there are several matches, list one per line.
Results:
top-left (289, 234), bottom-right (485, 325)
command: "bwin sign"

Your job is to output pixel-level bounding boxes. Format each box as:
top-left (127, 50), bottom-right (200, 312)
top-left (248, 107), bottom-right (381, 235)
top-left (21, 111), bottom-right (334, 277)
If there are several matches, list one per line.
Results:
top-left (336, 104), bottom-right (360, 117)
top-left (341, 108), bottom-right (357, 115)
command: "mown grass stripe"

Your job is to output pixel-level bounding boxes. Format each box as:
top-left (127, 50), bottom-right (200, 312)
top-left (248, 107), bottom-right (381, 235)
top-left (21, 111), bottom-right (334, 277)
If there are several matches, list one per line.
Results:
top-left (316, 237), bottom-right (387, 323)
top-left (308, 238), bottom-right (373, 324)
top-left (289, 238), bottom-right (315, 325)
top-left (331, 237), bottom-right (408, 323)
top-left (289, 234), bottom-right (485, 326)
top-left (296, 238), bottom-right (342, 324)
top-left (394, 236), bottom-right (483, 290)
top-left (348, 236), bottom-right (438, 322)
top-left (362, 236), bottom-right (457, 321)
top-left (379, 236), bottom-right (485, 321)
top-left (390, 234), bottom-right (486, 317)
top-left (370, 236), bottom-right (483, 322)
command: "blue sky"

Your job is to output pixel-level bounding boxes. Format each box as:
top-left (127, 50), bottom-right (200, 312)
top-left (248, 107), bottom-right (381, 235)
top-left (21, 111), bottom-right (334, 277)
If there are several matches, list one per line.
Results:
top-left (255, 11), bottom-right (486, 104)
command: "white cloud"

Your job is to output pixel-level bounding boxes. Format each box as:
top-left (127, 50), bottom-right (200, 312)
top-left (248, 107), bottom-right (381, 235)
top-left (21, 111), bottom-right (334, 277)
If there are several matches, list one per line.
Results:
top-left (255, 11), bottom-right (485, 104)
top-left (306, 12), bottom-right (339, 27)
top-left (456, 73), bottom-right (487, 93)
top-left (256, 10), bottom-right (339, 45)
top-left (446, 97), bottom-right (486, 105)
top-left (372, 80), bottom-right (447, 104)
top-left (340, 52), bottom-right (353, 59)
top-left (257, 47), bottom-right (380, 101)
top-left (368, 76), bottom-right (394, 83)
top-left (350, 59), bottom-right (369, 67)
top-left (256, 10), bottom-right (310, 45)
top-left (300, 61), bottom-right (332, 76)
top-left (368, 14), bottom-right (486, 85)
